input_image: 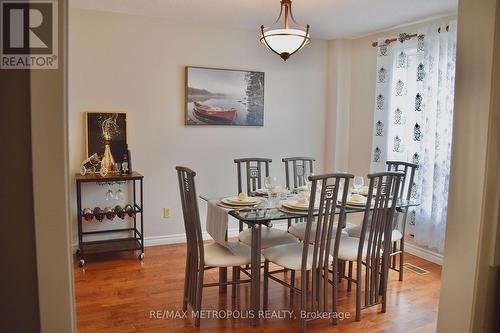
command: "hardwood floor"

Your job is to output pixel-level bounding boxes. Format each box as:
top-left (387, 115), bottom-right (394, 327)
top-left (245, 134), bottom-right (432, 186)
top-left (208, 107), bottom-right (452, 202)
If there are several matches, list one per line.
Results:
top-left (74, 243), bottom-right (441, 333)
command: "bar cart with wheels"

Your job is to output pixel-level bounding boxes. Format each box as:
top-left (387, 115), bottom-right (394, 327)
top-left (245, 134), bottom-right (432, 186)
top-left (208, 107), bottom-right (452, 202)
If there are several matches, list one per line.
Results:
top-left (75, 171), bottom-right (144, 267)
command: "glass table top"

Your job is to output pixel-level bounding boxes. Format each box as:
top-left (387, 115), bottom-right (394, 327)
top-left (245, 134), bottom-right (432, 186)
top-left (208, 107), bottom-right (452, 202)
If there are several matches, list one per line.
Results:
top-left (200, 194), bottom-right (419, 224)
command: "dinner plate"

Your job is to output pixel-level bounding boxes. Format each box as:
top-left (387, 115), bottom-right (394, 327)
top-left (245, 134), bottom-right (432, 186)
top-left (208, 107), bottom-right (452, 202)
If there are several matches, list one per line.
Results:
top-left (226, 196), bottom-right (261, 203)
top-left (279, 206), bottom-right (309, 215)
top-left (358, 186), bottom-right (370, 196)
top-left (221, 197), bottom-right (261, 206)
top-left (251, 189), bottom-right (269, 196)
top-left (283, 202), bottom-right (308, 210)
top-left (216, 201), bottom-right (256, 210)
top-left (282, 201), bottom-right (317, 211)
top-left (345, 198), bottom-right (368, 206)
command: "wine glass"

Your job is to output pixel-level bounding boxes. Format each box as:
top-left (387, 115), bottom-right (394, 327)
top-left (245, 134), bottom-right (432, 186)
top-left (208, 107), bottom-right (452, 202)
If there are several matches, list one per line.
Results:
top-left (305, 172), bottom-right (315, 191)
top-left (122, 162), bottom-right (129, 174)
top-left (353, 176), bottom-right (364, 194)
top-left (115, 188), bottom-right (124, 201)
top-left (264, 176), bottom-right (272, 192)
top-left (105, 189), bottom-right (114, 201)
top-left (114, 162), bottom-right (121, 173)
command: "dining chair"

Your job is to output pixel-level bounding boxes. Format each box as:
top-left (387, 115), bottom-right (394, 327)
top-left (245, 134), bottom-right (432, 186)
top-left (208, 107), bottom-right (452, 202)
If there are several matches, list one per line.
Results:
top-left (235, 158), bottom-right (299, 249)
top-left (346, 161), bottom-right (417, 281)
top-left (234, 157), bottom-right (272, 196)
top-left (285, 156), bottom-right (349, 240)
top-left (339, 171), bottom-right (404, 321)
top-left (283, 156), bottom-right (315, 234)
top-left (262, 173), bottom-right (353, 332)
top-left (176, 166), bottom-right (253, 327)
top-left (282, 157), bottom-right (315, 190)
top-left (385, 161), bottom-right (417, 281)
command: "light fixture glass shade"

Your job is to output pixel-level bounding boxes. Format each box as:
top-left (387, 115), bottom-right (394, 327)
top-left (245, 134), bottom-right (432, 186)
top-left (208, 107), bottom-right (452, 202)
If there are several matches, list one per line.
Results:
top-left (260, 28), bottom-right (310, 55)
top-left (260, 0), bottom-right (310, 61)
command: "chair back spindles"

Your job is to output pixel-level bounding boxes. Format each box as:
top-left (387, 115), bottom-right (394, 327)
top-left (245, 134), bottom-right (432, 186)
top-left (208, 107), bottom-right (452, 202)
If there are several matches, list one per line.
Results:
top-left (386, 161), bottom-right (418, 202)
top-left (283, 157), bottom-right (315, 227)
top-left (300, 173), bottom-right (353, 316)
top-left (358, 171), bottom-right (404, 310)
top-left (234, 158), bottom-right (272, 195)
top-left (282, 157), bottom-right (315, 190)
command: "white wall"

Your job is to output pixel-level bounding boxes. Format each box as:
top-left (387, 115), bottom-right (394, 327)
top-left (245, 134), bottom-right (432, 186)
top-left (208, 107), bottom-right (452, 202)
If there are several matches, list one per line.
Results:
top-left (438, 0), bottom-right (500, 331)
top-left (32, 1), bottom-right (76, 332)
top-left (68, 9), bottom-right (328, 243)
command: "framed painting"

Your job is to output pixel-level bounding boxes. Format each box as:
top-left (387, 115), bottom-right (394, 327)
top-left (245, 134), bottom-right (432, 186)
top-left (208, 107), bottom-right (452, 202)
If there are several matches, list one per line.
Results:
top-left (85, 111), bottom-right (128, 162)
top-left (185, 66), bottom-right (265, 126)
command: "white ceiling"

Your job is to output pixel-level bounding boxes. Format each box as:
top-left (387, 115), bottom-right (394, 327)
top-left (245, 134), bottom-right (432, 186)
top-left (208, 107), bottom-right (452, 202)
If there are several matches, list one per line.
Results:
top-left (70, 0), bottom-right (457, 39)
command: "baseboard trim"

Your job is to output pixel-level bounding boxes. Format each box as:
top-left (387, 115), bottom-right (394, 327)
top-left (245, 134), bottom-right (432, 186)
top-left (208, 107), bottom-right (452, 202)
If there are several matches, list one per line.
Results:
top-left (145, 221), bottom-right (288, 247)
top-left (72, 221), bottom-right (290, 253)
top-left (405, 242), bottom-right (443, 265)
top-left (72, 224), bottom-right (442, 266)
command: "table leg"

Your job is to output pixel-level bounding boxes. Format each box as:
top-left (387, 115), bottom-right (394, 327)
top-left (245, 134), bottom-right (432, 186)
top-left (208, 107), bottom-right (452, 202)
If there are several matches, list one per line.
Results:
top-left (250, 223), bottom-right (261, 326)
top-left (219, 267), bottom-right (227, 293)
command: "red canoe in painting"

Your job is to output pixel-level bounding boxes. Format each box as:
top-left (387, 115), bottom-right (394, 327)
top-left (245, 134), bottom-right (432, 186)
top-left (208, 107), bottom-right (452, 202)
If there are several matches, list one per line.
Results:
top-left (193, 102), bottom-right (237, 123)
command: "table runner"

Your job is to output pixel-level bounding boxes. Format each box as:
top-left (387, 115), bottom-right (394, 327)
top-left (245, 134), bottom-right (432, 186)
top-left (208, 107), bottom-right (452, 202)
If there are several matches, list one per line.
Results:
top-left (206, 200), bottom-right (242, 254)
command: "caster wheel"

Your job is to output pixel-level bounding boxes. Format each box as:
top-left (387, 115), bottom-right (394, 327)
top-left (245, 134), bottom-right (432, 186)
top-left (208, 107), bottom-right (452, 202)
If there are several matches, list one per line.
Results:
top-left (139, 253), bottom-right (144, 261)
top-left (79, 259), bottom-right (85, 267)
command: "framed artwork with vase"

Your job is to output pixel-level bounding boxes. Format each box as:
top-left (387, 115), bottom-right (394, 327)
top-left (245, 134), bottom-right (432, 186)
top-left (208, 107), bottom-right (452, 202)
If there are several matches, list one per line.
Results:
top-left (85, 111), bottom-right (128, 172)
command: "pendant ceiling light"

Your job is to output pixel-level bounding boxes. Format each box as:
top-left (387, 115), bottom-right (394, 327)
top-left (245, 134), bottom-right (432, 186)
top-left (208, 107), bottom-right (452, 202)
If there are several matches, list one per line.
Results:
top-left (260, 0), bottom-right (310, 61)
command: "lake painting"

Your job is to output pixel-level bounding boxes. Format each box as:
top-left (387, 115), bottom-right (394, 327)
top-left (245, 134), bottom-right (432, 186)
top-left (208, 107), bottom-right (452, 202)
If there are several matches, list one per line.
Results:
top-left (185, 67), bottom-right (264, 126)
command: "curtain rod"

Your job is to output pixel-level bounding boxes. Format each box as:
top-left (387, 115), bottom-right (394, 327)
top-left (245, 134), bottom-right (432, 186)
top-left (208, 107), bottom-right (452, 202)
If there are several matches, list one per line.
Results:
top-left (371, 25), bottom-right (449, 47)
top-left (371, 33), bottom-right (418, 47)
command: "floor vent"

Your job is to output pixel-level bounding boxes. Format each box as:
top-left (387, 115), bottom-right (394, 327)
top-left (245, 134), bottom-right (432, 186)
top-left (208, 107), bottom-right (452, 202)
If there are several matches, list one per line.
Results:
top-left (402, 263), bottom-right (430, 275)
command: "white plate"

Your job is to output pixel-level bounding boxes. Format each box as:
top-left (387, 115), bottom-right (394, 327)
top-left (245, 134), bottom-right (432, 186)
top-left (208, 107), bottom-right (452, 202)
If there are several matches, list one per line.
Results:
top-left (221, 197), bottom-right (261, 206)
top-left (283, 201), bottom-right (318, 211)
top-left (358, 186), bottom-right (370, 196)
top-left (346, 198), bottom-right (368, 206)
top-left (282, 202), bottom-right (309, 211)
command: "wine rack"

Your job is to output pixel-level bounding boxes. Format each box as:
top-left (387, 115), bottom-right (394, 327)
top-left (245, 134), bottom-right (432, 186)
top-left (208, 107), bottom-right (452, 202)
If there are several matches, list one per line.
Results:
top-left (75, 171), bottom-right (144, 267)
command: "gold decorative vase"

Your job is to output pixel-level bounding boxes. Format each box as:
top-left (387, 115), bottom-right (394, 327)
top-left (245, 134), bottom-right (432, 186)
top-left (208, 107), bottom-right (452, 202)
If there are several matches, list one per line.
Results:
top-left (101, 141), bottom-right (115, 172)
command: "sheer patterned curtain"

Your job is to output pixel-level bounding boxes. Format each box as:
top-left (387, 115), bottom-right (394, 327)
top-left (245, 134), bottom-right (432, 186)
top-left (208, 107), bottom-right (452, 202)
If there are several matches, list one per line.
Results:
top-left (370, 21), bottom-right (457, 253)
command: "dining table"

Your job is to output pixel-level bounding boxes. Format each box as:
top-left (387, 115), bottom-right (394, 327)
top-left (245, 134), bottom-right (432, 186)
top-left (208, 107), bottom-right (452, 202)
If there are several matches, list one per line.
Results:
top-left (200, 192), bottom-right (419, 326)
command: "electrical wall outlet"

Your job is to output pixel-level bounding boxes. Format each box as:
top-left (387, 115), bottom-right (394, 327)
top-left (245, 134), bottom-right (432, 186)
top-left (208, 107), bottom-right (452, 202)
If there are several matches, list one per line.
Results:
top-left (163, 208), bottom-right (170, 219)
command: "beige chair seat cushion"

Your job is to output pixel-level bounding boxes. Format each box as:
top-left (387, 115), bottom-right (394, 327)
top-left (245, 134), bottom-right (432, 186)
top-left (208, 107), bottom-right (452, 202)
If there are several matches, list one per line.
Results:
top-left (334, 236), bottom-right (369, 262)
top-left (262, 243), bottom-right (332, 271)
top-left (288, 222), bottom-right (348, 243)
top-left (346, 224), bottom-right (403, 242)
top-left (239, 225), bottom-right (299, 249)
top-left (204, 241), bottom-right (253, 267)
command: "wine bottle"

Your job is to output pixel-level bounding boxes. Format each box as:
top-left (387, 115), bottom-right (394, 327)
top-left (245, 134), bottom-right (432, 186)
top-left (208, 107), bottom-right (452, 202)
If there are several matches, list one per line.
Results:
top-left (122, 151), bottom-right (128, 175)
top-left (82, 208), bottom-right (94, 221)
top-left (126, 147), bottom-right (132, 174)
top-left (104, 207), bottom-right (115, 220)
top-left (122, 144), bottom-right (132, 175)
top-left (114, 205), bottom-right (125, 219)
top-left (124, 204), bottom-right (135, 217)
top-left (93, 207), bottom-right (105, 221)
